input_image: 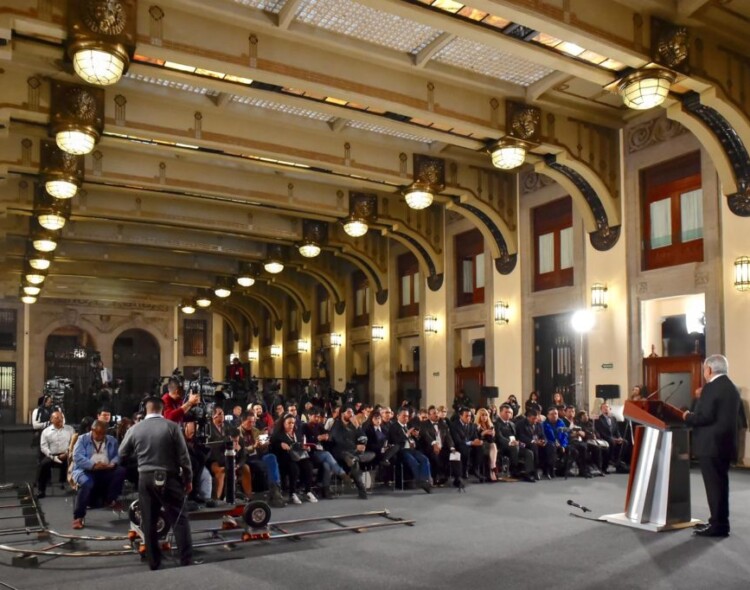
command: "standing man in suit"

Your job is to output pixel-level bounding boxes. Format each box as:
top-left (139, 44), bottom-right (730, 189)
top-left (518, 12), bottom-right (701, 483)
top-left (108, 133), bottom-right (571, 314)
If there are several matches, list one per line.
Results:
top-left (683, 354), bottom-right (742, 538)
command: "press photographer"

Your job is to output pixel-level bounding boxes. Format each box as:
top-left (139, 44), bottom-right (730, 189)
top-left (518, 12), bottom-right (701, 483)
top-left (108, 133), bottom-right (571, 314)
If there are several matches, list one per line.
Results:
top-left (162, 376), bottom-right (201, 424)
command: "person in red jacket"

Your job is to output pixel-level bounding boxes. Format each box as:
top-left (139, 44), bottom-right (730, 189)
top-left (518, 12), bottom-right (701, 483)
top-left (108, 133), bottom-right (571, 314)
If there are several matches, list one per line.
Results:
top-left (162, 377), bottom-right (200, 423)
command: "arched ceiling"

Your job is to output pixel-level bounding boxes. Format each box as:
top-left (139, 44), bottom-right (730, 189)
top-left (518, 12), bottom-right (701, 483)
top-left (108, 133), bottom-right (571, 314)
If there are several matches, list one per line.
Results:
top-left (0, 0), bottom-right (748, 310)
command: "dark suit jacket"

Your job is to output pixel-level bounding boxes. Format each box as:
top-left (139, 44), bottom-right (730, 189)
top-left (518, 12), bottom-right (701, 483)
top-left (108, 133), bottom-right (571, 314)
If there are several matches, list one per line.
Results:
top-left (686, 374), bottom-right (741, 458)
top-left (362, 422), bottom-right (388, 454)
top-left (388, 421), bottom-right (418, 450)
top-left (516, 419), bottom-right (544, 447)
top-left (495, 419), bottom-right (518, 451)
top-left (595, 414), bottom-right (621, 444)
top-left (449, 419), bottom-right (479, 448)
top-left (419, 420), bottom-right (454, 453)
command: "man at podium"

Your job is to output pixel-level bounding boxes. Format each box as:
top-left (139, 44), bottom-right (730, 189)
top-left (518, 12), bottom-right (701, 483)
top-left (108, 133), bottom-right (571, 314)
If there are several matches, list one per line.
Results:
top-left (682, 354), bottom-right (741, 538)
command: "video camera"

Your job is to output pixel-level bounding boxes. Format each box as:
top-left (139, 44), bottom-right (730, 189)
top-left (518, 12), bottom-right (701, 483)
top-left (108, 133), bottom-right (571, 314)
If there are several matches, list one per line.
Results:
top-left (44, 377), bottom-right (73, 412)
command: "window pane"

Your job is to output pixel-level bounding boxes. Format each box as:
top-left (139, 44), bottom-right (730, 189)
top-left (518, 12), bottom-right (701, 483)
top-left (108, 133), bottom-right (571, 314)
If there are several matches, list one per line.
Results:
top-left (0, 309), bottom-right (17, 350)
top-left (538, 233), bottom-right (555, 274)
top-left (650, 199), bottom-right (672, 249)
top-left (560, 227), bottom-right (574, 270)
top-left (401, 275), bottom-right (411, 306)
top-left (475, 253), bottom-right (485, 289)
top-left (462, 259), bottom-right (473, 293)
top-left (183, 319), bottom-right (207, 356)
top-left (414, 273), bottom-right (420, 304)
top-left (680, 188), bottom-right (703, 242)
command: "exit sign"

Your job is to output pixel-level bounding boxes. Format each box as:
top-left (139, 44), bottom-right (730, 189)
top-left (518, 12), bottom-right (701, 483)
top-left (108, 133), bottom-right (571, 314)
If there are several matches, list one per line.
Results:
top-left (601, 363), bottom-right (614, 369)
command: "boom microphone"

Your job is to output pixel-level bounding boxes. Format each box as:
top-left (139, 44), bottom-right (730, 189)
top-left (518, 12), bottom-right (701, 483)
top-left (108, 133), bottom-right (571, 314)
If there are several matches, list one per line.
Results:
top-left (567, 499), bottom-right (592, 513)
top-left (645, 381), bottom-right (675, 400)
top-left (662, 381), bottom-right (684, 405)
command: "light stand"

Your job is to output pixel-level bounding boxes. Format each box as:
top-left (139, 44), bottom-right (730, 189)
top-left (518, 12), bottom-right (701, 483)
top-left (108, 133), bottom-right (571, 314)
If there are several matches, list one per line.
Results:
top-left (571, 310), bottom-right (595, 412)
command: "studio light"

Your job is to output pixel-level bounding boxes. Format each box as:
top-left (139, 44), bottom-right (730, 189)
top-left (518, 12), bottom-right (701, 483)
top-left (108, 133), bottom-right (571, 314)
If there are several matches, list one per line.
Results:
top-left (490, 140), bottom-right (526, 170)
top-left (618, 68), bottom-right (675, 110)
top-left (404, 182), bottom-right (434, 210)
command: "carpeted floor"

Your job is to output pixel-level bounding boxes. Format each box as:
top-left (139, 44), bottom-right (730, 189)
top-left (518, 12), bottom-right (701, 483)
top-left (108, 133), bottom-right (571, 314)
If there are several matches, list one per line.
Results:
top-left (1, 468), bottom-right (749, 590)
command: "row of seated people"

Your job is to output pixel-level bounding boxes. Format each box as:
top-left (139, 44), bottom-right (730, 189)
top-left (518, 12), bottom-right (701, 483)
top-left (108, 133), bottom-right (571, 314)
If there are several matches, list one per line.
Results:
top-left (35, 399), bottom-right (632, 527)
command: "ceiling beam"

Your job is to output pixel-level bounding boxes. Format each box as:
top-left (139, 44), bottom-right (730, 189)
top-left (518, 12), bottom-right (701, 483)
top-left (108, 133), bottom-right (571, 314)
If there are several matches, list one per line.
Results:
top-left (277, 0), bottom-right (303, 30)
top-left (413, 32), bottom-right (456, 69)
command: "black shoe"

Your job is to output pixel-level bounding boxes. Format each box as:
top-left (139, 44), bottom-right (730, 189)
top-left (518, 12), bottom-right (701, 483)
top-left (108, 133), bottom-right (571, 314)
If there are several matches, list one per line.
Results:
top-left (37, 491), bottom-right (46, 499)
top-left (694, 526), bottom-right (729, 538)
top-left (149, 561), bottom-right (161, 571)
top-left (181, 558), bottom-right (203, 566)
top-left (381, 460), bottom-right (391, 467)
top-left (419, 481), bottom-right (432, 494)
top-left (534, 473), bottom-right (541, 481)
top-left (524, 475), bottom-right (536, 483)
top-left (694, 523), bottom-right (710, 532)
top-left (357, 488), bottom-right (368, 500)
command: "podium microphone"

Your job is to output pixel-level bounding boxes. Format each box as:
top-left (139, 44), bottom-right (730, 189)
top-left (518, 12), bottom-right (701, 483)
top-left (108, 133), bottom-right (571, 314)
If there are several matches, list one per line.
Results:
top-left (567, 499), bottom-right (592, 513)
top-left (662, 380), bottom-right (684, 405)
top-left (645, 381), bottom-right (675, 400)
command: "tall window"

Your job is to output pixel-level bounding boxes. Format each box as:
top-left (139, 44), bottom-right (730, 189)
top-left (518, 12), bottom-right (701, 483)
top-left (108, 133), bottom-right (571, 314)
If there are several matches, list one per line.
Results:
top-left (183, 319), bottom-right (207, 356)
top-left (534, 197), bottom-right (574, 292)
top-left (398, 252), bottom-right (420, 318)
top-left (0, 309), bottom-right (17, 350)
top-left (456, 229), bottom-right (485, 307)
top-left (316, 285), bottom-right (330, 335)
top-left (642, 152), bottom-right (703, 270)
top-left (352, 271), bottom-right (370, 327)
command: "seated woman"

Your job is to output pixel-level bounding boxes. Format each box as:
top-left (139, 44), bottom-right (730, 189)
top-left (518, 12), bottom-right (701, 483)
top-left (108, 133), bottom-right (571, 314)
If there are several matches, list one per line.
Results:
top-left (474, 408), bottom-right (498, 482)
top-left (270, 413), bottom-right (317, 505)
top-left (524, 391), bottom-right (542, 415)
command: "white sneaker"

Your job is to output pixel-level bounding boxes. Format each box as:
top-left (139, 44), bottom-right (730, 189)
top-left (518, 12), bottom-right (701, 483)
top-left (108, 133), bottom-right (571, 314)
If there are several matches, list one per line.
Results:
top-left (290, 493), bottom-right (302, 505)
top-left (306, 491), bottom-right (318, 503)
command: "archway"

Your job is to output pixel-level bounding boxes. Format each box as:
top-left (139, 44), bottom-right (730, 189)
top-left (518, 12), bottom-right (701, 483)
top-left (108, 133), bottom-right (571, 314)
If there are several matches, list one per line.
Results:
top-left (113, 329), bottom-right (161, 418)
top-left (44, 326), bottom-right (97, 425)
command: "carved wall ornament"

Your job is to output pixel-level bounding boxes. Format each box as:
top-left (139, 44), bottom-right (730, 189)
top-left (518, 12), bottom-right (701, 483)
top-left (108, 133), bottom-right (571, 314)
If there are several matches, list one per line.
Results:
top-left (651, 17), bottom-right (689, 73)
top-left (627, 116), bottom-right (689, 153)
top-left (506, 101), bottom-right (541, 143)
top-left (520, 171), bottom-right (556, 195)
top-left (82, 0), bottom-right (128, 36)
top-left (413, 154), bottom-right (445, 188)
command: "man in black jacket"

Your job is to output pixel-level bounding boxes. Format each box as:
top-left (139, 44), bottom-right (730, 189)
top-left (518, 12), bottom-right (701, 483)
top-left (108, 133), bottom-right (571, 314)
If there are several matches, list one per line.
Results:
top-left (495, 404), bottom-right (535, 482)
top-left (419, 406), bottom-right (455, 485)
top-left (683, 355), bottom-right (742, 537)
top-left (595, 403), bottom-right (629, 472)
top-left (449, 407), bottom-right (485, 480)
top-left (515, 409), bottom-right (547, 480)
top-left (388, 408), bottom-right (432, 493)
top-left (329, 407), bottom-right (369, 499)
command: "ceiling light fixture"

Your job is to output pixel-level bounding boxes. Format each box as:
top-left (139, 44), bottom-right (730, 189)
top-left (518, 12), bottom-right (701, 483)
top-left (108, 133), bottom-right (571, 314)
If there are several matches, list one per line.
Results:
top-left (23, 283), bottom-right (41, 296)
top-left (214, 277), bottom-right (232, 298)
top-left (25, 267), bottom-right (47, 285)
top-left (404, 182), bottom-right (434, 210)
top-left (180, 300), bottom-right (196, 314)
top-left (20, 293), bottom-right (37, 304)
top-left (67, 0), bottom-right (137, 86)
top-left (40, 140), bottom-right (85, 199)
top-left (618, 68), bottom-right (675, 110)
top-left (342, 216), bottom-right (369, 238)
top-left (490, 139), bottom-right (526, 170)
top-left (298, 241), bottom-right (321, 258)
top-left (29, 251), bottom-right (52, 270)
top-left (195, 293), bottom-right (212, 308)
top-left (264, 244), bottom-right (285, 274)
top-left (50, 80), bottom-right (104, 155)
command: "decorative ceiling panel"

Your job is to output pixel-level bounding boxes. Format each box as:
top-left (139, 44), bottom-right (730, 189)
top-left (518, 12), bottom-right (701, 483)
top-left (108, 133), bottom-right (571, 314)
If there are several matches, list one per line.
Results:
top-left (230, 0), bottom-right (287, 13)
top-left (125, 73), bottom-right (221, 96)
top-left (432, 37), bottom-right (554, 86)
top-left (295, 0), bottom-right (444, 54)
top-left (230, 95), bottom-right (335, 122)
top-left (346, 120), bottom-right (433, 143)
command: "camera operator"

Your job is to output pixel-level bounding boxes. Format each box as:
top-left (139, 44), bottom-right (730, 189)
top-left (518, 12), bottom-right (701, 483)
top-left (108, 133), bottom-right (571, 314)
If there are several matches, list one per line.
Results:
top-left (162, 377), bottom-right (200, 424)
top-left (183, 419), bottom-right (215, 507)
top-left (208, 407), bottom-right (252, 500)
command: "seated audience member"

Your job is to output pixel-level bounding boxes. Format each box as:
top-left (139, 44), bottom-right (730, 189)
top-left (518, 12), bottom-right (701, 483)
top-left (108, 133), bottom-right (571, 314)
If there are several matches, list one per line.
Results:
top-left (162, 377), bottom-right (200, 424)
top-left (324, 406), bottom-right (341, 432)
top-left (542, 407), bottom-right (575, 478)
top-left (506, 395), bottom-right (521, 418)
top-left (303, 408), bottom-right (350, 498)
top-left (452, 389), bottom-right (472, 413)
top-left (273, 403), bottom-right (286, 422)
top-left (270, 413), bottom-right (318, 504)
top-left (286, 403), bottom-right (303, 432)
top-left (419, 405), bottom-right (455, 485)
top-left (475, 408), bottom-right (499, 482)
top-left (329, 407), bottom-right (370, 499)
top-left (516, 409), bottom-right (545, 480)
top-left (363, 411), bottom-right (399, 469)
top-left (225, 405), bottom-right (243, 428)
top-left (96, 406), bottom-right (115, 435)
top-left (389, 408), bottom-right (432, 493)
top-left (595, 403), bottom-right (630, 472)
top-left (208, 408), bottom-right (252, 500)
top-left (552, 392), bottom-right (566, 411)
top-left (437, 406), bottom-right (449, 423)
top-left (251, 403), bottom-right (275, 431)
top-left (449, 407), bottom-right (485, 481)
top-left (239, 413), bottom-right (285, 507)
top-left (37, 411), bottom-right (74, 498)
top-left (578, 411), bottom-right (607, 476)
top-left (525, 391), bottom-right (543, 415)
top-left (495, 404), bottom-right (536, 482)
top-left (379, 407), bottom-right (394, 434)
top-left (32, 395), bottom-right (56, 449)
top-left (183, 420), bottom-right (214, 506)
top-left (67, 417), bottom-right (94, 488)
top-left (70, 419), bottom-right (126, 529)
top-left (562, 406), bottom-right (593, 478)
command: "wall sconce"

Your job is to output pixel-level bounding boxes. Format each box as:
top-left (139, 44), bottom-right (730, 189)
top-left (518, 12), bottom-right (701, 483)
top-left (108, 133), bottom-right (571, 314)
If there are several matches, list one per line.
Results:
top-left (298, 339), bottom-right (310, 353)
top-left (264, 244), bottom-right (285, 274)
top-left (67, 0), bottom-right (137, 86)
top-left (270, 344), bottom-right (282, 358)
top-left (494, 301), bottom-right (510, 325)
top-left (342, 192), bottom-right (377, 237)
top-left (424, 315), bottom-right (438, 334)
top-left (214, 277), bottom-right (232, 298)
top-left (248, 349), bottom-right (259, 361)
top-left (195, 290), bottom-right (212, 308)
top-left (591, 283), bottom-right (609, 310)
top-left (180, 299), bottom-right (195, 314)
top-left (330, 333), bottom-right (343, 348)
top-left (40, 140), bottom-right (84, 199)
top-left (734, 256), bottom-right (750, 291)
top-left (50, 80), bottom-right (105, 155)
top-left (371, 325), bottom-right (385, 341)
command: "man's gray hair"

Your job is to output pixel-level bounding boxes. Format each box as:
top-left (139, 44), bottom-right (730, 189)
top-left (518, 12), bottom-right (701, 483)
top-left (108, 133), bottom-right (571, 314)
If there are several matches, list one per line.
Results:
top-left (704, 354), bottom-right (728, 376)
top-left (92, 419), bottom-right (108, 430)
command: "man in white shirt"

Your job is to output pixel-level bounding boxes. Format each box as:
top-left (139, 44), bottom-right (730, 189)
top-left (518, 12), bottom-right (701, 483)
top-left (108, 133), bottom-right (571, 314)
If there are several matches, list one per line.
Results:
top-left (37, 411), bottom-right (74, 497)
